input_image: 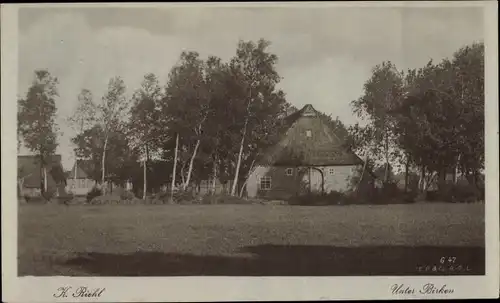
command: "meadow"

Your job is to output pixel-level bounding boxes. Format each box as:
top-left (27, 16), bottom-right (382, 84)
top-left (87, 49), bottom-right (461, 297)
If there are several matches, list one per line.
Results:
top-left (18, 202), bottom-right (485, 276)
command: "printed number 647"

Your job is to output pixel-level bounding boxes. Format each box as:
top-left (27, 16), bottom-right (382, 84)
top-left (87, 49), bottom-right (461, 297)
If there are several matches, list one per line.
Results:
top-left (440, 257), bottom-right (456, 264)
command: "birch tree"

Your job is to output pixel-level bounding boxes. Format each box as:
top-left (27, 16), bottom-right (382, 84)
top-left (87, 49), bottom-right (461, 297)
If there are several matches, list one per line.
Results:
top-left (18, 69), bottom-right (59, 196)
top-left (163, 51), bottom-right (209, 191)
top-left (69, 89), bottom-right (96, 133)
top-left (170, 133), bottom-right (179, 200)
top-left (228, 39), bottom-right (283, 196)
top-left (129, 73), bottom-right (163, 199)
top-left (200, 56), bottom-right (232, 194)
top-left (98, 77), bottom-right (129, 193)
top-left (351, 61), bottom-right (404, 184)
top-left (68, 89), bottom-right (97, 185)
top-left (392, 42), bottom-right (484, 193)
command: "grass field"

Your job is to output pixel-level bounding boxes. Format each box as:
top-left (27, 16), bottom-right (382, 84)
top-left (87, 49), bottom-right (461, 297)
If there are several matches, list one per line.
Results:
top-left (18, 203), bottom-right (485, 276)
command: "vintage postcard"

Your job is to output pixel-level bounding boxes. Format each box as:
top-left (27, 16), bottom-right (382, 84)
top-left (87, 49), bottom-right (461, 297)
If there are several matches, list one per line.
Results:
top-left (1, 1), bottom-right (499, 301)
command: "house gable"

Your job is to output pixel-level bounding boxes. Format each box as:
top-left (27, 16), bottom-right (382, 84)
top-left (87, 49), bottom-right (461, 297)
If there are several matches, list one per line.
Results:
top-left (259, 104), bottom-right (363, 167)
top-left (68, 160), bottom-right (91, 179)
top-left (18, 155), bottom-right (66, 188)
top-left (245, 104), bottom-right (378, 199)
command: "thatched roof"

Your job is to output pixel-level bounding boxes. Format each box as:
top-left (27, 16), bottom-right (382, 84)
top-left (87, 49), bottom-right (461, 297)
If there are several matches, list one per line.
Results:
top-left (259, 104), bottom-right (363, 167)
top-left (18, 155), bottom-right (66, 188)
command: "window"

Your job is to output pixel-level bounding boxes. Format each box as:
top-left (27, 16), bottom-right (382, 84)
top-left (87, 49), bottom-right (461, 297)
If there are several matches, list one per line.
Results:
top-left (306, 130), bottom-right (312, 138)
top-left (259, 176), bottom-right (272, 190)
top-left (329, 168), bottom-right (335, 175)
top-left (285, 168), bottom-right (293, 176)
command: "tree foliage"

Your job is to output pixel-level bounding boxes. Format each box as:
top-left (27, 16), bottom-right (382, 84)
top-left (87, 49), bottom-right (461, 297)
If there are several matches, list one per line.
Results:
top-left (350, 61), bottom-right (405, 182)
top-left (71, 124), bottom-right (138, 185)
top-left (28, 38), bottom-right (482, 201)
top-left (69, 77), bottom-right (131, 190)
top-left (18, 70), bottom-right (59, 161)
top-left (156, 40), bottom-right (289, 195)
top-left (129, 73), bottom-right (163, 151)
top-left (352, 42), bottom-right (484, 192)
top-left (68, 89), bottom-right (97, 134)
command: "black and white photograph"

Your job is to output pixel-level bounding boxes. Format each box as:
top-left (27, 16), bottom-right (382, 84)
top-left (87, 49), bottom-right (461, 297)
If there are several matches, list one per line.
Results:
top-left (2, 2), bottom-right (499, 301)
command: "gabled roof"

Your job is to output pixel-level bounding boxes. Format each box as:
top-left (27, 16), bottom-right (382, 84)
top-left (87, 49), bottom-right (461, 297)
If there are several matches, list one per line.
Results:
top-left (259, 104), bottom-right (363, 167)
top-left (18, 154), bottom-right (66, 188)
top-left (67, 159), bottom-right (91, 179)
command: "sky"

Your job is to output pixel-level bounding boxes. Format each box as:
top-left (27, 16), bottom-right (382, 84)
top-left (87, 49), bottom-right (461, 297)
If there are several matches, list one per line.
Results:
top-left (17, 4), bottom-right (485, 170)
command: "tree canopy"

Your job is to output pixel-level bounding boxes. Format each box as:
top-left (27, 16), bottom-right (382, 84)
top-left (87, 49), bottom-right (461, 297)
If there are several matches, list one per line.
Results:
top-left (18, 39), bottom-right (483, 199)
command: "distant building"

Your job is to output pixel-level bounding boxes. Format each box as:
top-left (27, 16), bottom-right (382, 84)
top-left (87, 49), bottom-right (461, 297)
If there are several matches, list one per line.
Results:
top-left (17, 155), bottom-right (66, 198)
top-left (66, 159), bottom-right (97, 196)
top-left (246, 104), bottom-right (375, 200)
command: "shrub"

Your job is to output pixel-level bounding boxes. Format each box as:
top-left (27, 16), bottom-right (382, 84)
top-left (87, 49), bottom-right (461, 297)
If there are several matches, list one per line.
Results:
top-left (120, 190), bottom-right (137, 201)
top-left (372, 182), bottom-right (408, 204)
top-left (171, 189), bottom-right (197, 204)
top-left (89, 194), bottom-right (142, 205)
top-left (354, 182), bottom-right (417, 205)
top-left (41, 188), bottom-right (56, 201)
top-left (138, 190), bottom-right (194, 205)
top-left (431, 183), bottom-right (483, 203)
top-left (89, 195), bottom-right (121, 205)
top-left (454, 184), bottom-right (483, 203)
top-left (86, 187), bottom-right (103, 203)
top-left (151, 191), bottom-right (172, 204)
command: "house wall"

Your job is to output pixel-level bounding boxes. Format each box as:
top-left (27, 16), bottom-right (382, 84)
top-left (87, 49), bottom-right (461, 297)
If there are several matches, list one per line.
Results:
top-left (247, 166), bottom-right (271, 198)
top-left (196, 179), bottom-right (229, 195)
top-left (320, 165), bottom-right (361, 193)
top-left (67, 178), bottom-right (96, 196)
top-left (247, 164), bottom-right (363, 199)
top-left (21, 187), bottom-right (41, 198)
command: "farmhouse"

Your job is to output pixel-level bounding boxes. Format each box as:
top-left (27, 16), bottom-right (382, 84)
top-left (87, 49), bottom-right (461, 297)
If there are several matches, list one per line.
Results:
top-left (17, 155), bottom-right (67, 198)
top-left (246, 104), bottom-right (374, 200)
top-left (66, 159), bottom-right (97, 196)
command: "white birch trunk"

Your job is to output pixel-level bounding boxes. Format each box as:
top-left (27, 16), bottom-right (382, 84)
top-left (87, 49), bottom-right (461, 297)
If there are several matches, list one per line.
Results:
top-left (426, 172), bottom-right (437, 190)
top-left (418, 166), bottom-right (425, 192)
top-left (356, 154), bottom-right (369, 191)
top-left (183, 139), bottom-right (201, 191)
top-left (384, 133), bottom-right (390, 183)
top-left (454, 154), bottom-right (461, 184)
top-left (43, 167), bottom-right (48, 192)
top-left (211, 157), bottom-right (217, 194)
top-left (101, 135), bottom-right (108, 194)
top-left (239, 158), bottom-right (256, 198)
top-left (180, 161), bottom-right (186, 187)
top-left (170, 133), bottom-right (179, 201)
top-left (143, 159), bottom-right (147, 200)
top-left (239, 179), bottom-right (248, 198)
top-left (18, 178), bottom-right (24, 197)
top-left (212, 175), bottom-right (217, 194)
top-left (384, 162), bottom-right (389, 184)
top-left (75, 122), bottom-right (82, 190)
top-left (404, 155), bottom-right (410, 192)
top-left (73, 158), bottom-right (77, 190)
top-left (231, 117), bottom-right (249, 196)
